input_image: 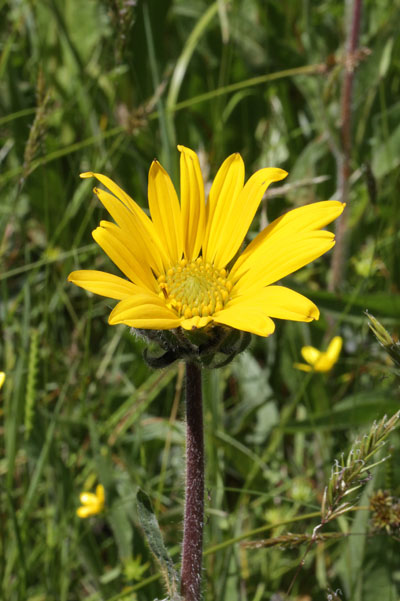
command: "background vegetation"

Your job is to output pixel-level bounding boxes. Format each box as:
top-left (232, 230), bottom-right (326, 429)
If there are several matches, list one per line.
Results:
top-left (1, 0), bottom-right (400, 599)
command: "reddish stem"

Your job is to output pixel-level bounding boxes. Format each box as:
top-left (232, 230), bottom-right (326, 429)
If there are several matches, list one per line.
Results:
top-left (181, 362), bottom-right (204, 601)
top-left (330, 0), bottom-right (363, 291)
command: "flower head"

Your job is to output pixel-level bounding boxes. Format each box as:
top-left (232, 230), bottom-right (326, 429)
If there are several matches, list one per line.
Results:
top-left (294, 335), bottom-right (343, 373)
top-left (367, 312), bottom-right (400, 371)
top-left (0, 372), bottom-right (5, 390)
top-left (370, 490), bottom-right (400, 533)
top-left (69, 146), bottom-right (344, 346)
top-left (77, 484), bottom-right (105, 518)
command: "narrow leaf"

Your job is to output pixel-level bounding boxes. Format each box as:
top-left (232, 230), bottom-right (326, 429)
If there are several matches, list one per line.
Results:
top-left (136, 489), bottom-right (180, 599)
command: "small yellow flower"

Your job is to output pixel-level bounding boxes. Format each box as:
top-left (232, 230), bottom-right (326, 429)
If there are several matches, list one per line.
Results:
top-left (0, 372), bottom-right (5, 390)
top-left (68, 146), bottom-right (344, 337)
top-left (294, 336), bottom-right (343, 373)
top-left (77, 484), bottom-right (105, 518)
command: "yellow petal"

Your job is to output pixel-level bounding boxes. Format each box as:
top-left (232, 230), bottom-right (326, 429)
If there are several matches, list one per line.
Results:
top-left (314, 357), bottom-right (334, 372)
top-left (243, 200), bottom-right (345, 256)
top-left (81, 171), bottom-right (166, 266)
top-left (109, 294), bottom-right (182, 330)
top-left (148, 160), bottom-right (183, 264)
top-left (293, 362), bottom-right (313, 372)
top-left (326, 336), bottom-right (343, 363)
top-left (211, 167), bottom-right (287, 268)
top-left (181, 315), bottom-right (213, 330)
top-left (232, 201), bottom-right (345, 279)
top-left (0, 372), bottom-right (5, 390)
top-left (92, 221), bottom-right (157, 291)
top-left (228, 286), bottom-right (319, 322)
top-left (79, 492), bottom-right (99, 505)
top-left (232, 231), bottom-right (335, 293)
top-left (81, 172), bottom-right (140, 215)
top-left (95, 484), bottom-right (105, 504)
top-left (68, 270), bottom-right (145, 300)
top-left (94, 187), bottom-right (167, 274)
top-left (203, 153), bottom-right (245, 263)
top-left (178, 145), bottom-right (206, 260)
top-left (312, 337), bottom-right (343, 372)
top-left (301, 346), bottom-right (321, 366)
top-left (77, 506), bottom-right (97, 518)
top-left (213, 305), bottom-right (275, 337)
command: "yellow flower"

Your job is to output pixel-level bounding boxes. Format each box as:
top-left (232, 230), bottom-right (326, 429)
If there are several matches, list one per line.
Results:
top-left (294, 336), bottom-right (343, 373)
top-left (0, 372), bottom-right (5, 390)
top-left (77, 484), bottom-right (105, 518)
top-left (68, 146), bottom-right (344, 337)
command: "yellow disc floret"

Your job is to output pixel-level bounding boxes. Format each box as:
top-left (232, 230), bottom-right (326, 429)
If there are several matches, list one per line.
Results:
top-left (158, 257), bottom-right (232, 319)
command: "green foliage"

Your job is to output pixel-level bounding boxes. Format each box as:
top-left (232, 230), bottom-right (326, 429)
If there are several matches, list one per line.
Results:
top-left (137, 489), bottom-right (181, 600)
top-left (24, 328), bottom-right (39, 439)
top-left (1, 0), bottom-right (400, 600)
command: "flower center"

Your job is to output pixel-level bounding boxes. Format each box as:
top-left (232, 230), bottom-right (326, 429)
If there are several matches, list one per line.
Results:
top-left (158, 257), bottom-right (232, 319)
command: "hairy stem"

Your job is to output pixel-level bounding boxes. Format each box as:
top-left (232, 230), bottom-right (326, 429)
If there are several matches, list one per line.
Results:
top-left (181, 362), bottom-right (204, 601)
top-left (330, 0), bottom-right (363, 291)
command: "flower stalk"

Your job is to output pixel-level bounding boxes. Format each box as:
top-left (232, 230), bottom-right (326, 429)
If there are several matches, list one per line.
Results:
top-left (330, 0), bottom-right (363, 290)
top-left (181, 361), bottom-right (204, 601)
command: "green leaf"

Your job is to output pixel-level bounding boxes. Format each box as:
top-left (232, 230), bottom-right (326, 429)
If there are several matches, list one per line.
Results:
top-left (282, 392), bottom-right (400, 432)
top-left (293, 287), bottom-right (400, 320)
top-left (336, 481), bottom-right (375, 601)
top-left (108, 504), bottom-right (133, 563)
top-left (372, 122), bottom-right (400, 178)
top-left (136, 489), bottom-right (181, 600)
